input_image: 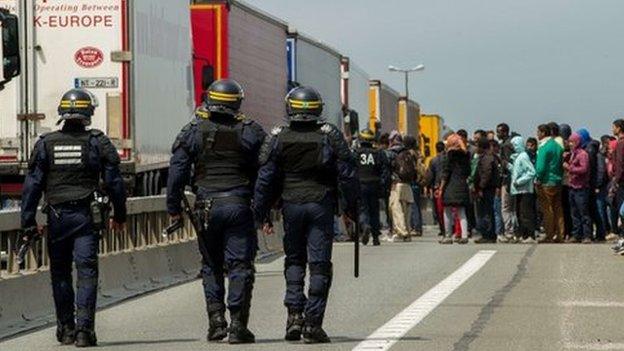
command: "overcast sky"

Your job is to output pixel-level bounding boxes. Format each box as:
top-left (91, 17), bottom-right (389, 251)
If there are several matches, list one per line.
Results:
top-left (245, 0), bottom-right (624, 138)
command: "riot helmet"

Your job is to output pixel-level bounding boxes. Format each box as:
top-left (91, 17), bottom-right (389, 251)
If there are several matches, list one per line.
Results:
top-left (204, 79), bottom-right (244, 116)
top-left (285, 86), bottom-right (324, 122)
top-left (359, 128), bottom-right (376, 142)
top-left (57, 88), bottom-right (98, 125)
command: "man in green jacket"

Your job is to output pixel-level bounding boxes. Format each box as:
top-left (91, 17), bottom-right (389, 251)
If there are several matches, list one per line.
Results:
top-left (535, 124), bottom-right (565, 243)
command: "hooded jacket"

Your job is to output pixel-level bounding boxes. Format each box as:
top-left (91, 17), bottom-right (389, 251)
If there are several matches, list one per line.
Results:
top-left (510, 136), bottom-right (536, 195)
top-left (536, 137), bottom-right (564, 186)
top-left (567, 133), bottom-right (590, 189)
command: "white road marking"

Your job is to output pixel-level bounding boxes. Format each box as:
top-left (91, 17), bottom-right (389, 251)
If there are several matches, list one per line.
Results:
top-left (352, 250), bottom-right (496, 351)
top-left (559, 301), bottom-right (624, 308)
top-left (563, 342), bottom-right (624, 350)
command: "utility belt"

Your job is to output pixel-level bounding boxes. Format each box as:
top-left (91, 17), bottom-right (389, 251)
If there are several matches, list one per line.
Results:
top-left (45, 193), bottom-right (110, 230)
top-left (194, 191), bottom-right (250, 232)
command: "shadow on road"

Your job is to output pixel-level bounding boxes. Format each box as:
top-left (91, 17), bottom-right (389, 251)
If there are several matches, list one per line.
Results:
top-left (98, 338), bottom-right (199, 347)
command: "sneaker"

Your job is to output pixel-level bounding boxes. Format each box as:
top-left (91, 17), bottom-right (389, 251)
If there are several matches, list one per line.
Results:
top-left (458, 238), bottom-right (469, 244)
top-left (521, 237), bottom-right (537, 244)
top-left (403, 236), bottom-right (412, 242)
top-left (474, 237), bottom-right (496, 244)
top-left (413, 230), bottom-right (423, 237)
top-left (390, 234), bottom-right (403, 243)
top-left (372, 236), bottom-right (381, 246)
top-left (606, 233), bottom-right (620, 242)
top-left (566, 237), bottom-right (581, 244)
top-left (497, 235), bottom-right (509, 243)
top-left (582, 238), bottom-right (592, 244)
top-left (612, 239), bottom-right (624, 251)
top-left (617, 246), bottom-right (624, 256)
top-left (439, 237), bottom-right (453, 244)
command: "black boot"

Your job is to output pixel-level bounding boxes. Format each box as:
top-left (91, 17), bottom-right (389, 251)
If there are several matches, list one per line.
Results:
top-left (228, 310), bottom-right (255, 344)
top-left (56, 323), bottom-right (75, 345)
top-left (74, 330), bottom-right (97, 348)
top-left (207, 310), bottom-right (228, 342)
top-left (372, 235), bottom-right (380, 246)
top-left (303, 325), bottom-right (331, 344)
top-left (361, 227), bottom-right (371, 246)
top-left (285, 309), bottom-right (304, 341)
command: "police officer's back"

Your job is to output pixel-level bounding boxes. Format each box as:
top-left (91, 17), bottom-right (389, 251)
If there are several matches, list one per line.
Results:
top-left (355, 129), bottom-right (390, 245)
top-left (166, 79), bottom-right (266, 344)
top-left (21, 88), bottom-right (127, 347)
top-left (253, 86), bottom-right (359, 344)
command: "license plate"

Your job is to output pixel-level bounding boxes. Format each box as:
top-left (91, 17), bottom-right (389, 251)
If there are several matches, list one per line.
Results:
top-left (74, 77), bottom-right (119, 89)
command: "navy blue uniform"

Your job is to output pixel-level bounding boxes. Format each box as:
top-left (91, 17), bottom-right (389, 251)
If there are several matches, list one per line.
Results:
top-left (21, 124), bottom-right (126, 332)
top-left (166, 109), bottom-right (266, 318)
top-left (254, 122), bottom-right (358, 327)
top-left (355, 143), bottom-right (390, 241)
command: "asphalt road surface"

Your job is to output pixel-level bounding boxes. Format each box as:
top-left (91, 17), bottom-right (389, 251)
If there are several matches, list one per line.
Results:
top-left (2, 228), bottom-right (624, 351)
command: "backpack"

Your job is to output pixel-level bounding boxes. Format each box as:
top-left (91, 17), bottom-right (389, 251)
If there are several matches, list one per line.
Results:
top-left (393, 149), bottom-right (418, 183)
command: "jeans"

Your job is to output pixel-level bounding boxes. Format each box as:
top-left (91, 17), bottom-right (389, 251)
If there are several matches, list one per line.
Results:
top-left (589, 190), bottom-right (605, 240)
top-left (410, 184), bottom-right (423, 232)
top-left (501, 186), bottom-right (517, 235)
top-left (515, 193), bottom-right (536, 239)
top-left (494, 194), bottom-right (504, 235)
top-left (569, 188), bottom-right (592, 240)
top-left (476, 189), bottom-right (496, 241)
top-left (596, 187), bottom-right (611, 234)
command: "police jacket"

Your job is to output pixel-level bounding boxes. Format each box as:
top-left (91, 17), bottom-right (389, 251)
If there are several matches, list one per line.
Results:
top-left (21, 123), bottom-right (127, 228)
top-left (166, 108), bottom-right (267, 215)
top-left (355, 142), bottom-right (390, 190)
top-left (253, 122), bottom-right (359, 221)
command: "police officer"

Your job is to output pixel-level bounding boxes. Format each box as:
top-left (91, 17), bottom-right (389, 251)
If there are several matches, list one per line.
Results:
top-left (355, 129), bottom-right (390, 246)
top-left (253, 86), bottom-right (359, 343)
top-left (166, 79), bottom-right (266, 344)
top-left (21, 88), bottom-right (127, 347)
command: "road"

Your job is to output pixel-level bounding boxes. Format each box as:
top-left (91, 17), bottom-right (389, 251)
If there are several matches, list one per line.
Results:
top-left (2, 228), bottom-right (624, 351)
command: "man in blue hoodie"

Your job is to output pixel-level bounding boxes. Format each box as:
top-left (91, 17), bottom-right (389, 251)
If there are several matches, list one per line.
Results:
top-left (578, 128), bottom-right (606, 241)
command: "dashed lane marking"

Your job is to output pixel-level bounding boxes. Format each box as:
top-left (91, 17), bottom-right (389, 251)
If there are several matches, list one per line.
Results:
top-left (352, 250), bottom-right (496, 351)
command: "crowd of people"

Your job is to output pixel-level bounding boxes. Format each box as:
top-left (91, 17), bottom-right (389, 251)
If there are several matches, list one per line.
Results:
top-left (355, 120), bottom-right (624, 251)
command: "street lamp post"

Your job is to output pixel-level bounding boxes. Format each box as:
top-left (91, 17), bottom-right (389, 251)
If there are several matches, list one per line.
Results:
top-left (388, 64), bottom-right (425, 102)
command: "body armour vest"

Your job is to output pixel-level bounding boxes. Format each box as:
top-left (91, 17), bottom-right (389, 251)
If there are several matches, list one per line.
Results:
top-left (278, 125), bottom-right (336, 203)
top-left (44, 131), bottom-right (99, 205)
top-left (193, 119), bottom-right (250, 192)
top-left (356, 146), bottom-right (381, 183)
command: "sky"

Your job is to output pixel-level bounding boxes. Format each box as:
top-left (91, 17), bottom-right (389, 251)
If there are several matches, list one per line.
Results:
top-left (244, 0), bottom-right (624, 138)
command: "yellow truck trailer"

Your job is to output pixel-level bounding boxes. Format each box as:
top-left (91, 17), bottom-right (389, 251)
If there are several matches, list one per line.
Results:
top-left (420, 114), bottom-right (443, 165)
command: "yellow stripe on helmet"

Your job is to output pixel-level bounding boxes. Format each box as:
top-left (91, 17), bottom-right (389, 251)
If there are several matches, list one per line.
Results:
top-left (208, 92), bottom-right (241, 102)
top-left (288, 99), bottom-right (322, 109)
top-left (208, 91), bottom-right (242, 98)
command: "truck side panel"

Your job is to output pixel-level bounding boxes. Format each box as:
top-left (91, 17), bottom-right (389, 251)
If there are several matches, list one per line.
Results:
top-left (228, 3), bottom-right (286, 128)
top-left (293, 36), bottom-right (342, 128)
top-left (379, 83), bottom-right (399, 134)
top-left (132, 0), bottom-right (194, 166)
top-left (347, 61), bottom-right (370, 133)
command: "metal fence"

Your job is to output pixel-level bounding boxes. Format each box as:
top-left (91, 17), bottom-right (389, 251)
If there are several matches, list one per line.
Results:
top-left (0, 195), bottom-right (196, 279)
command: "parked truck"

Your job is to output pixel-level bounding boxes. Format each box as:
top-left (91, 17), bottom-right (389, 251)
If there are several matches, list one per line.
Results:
top-left (0, 8), bottom-right (20, 89)
top-left (340, 57), bottom-right (370, 140)
top-left (420, 114), bottom-right (444, 165)
top-left (191, 0), bottom-right (287, 129)
top-left (0, 0), bottom-right (195, 198)
top-left (287, 30), bottom-right (343, 128)
top-left (368, 80), bottom-right (400, 135)
top-left (398, 96), bottom-right (420, 138)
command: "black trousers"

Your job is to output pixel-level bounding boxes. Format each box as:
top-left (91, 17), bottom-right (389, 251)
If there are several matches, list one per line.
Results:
top-left (515, 193), bottom-right (536, 239)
